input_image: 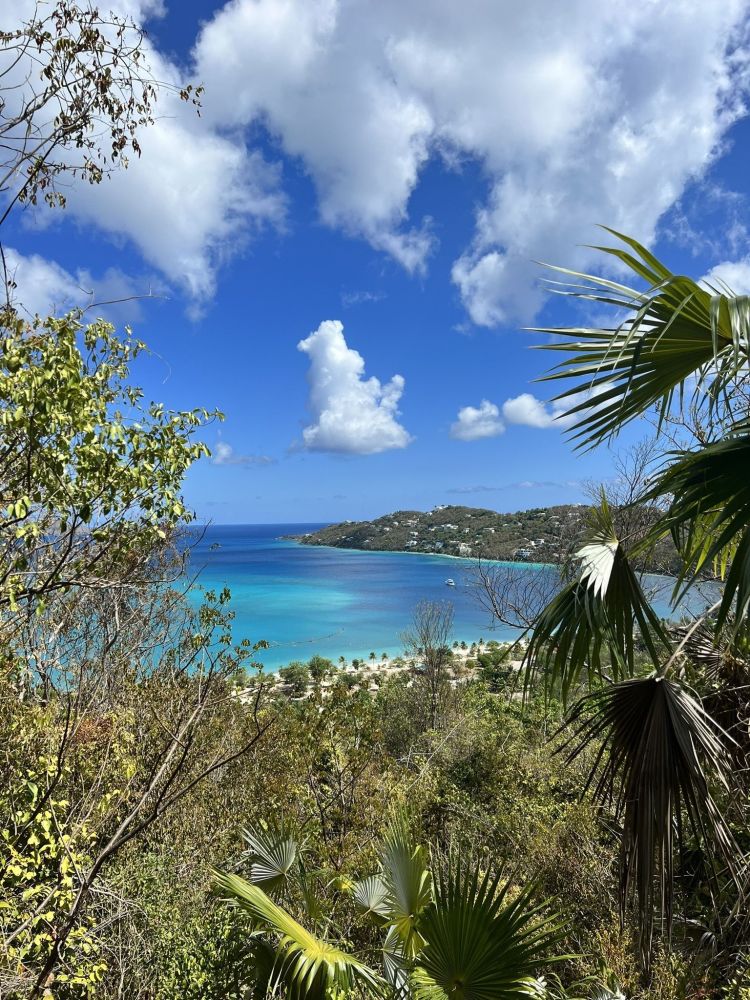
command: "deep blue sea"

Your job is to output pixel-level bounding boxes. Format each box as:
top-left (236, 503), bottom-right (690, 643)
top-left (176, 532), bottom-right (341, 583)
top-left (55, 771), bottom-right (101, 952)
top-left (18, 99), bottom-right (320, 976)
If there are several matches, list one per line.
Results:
top-left (185, 524), bottom-right (708, 670)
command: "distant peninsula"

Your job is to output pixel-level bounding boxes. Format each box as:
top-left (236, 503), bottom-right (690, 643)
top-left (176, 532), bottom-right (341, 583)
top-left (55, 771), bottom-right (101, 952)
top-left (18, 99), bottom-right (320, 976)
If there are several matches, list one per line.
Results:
top-left (288, 504), bottom-right (589, 563)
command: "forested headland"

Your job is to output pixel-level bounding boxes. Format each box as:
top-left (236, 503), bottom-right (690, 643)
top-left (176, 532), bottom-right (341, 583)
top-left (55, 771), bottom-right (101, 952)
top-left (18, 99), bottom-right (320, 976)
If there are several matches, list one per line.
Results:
top-left (290, 500), bottom-right (682, 573)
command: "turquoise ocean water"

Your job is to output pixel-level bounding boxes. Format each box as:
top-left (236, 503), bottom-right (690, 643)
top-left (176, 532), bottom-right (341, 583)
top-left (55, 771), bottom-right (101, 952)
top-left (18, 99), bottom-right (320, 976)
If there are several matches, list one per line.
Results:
top-left (186, 524), bottom-right (708, 670)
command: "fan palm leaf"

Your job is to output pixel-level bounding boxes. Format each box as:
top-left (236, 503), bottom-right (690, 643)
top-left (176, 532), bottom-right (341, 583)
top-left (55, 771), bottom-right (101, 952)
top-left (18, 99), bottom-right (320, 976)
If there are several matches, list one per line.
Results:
top-left (673, 614), bottom-right (750, 684)
top-left (241, 821), bottom-right (299, 892)
top-left (524, 501), bottom-right (670, 704)
top-left (559, 676), bottom-right (738, 968)
top-left (671, 619), bottom-right (727, 678)
top-left (533, 229), bottom-right (750, 450)
top-left (382, 924), bottom-right (412, 1000)
top-left (411, 855), bottom-right (566, 1000)
top-left (353, 873), bottom-right (391, 924)
top-left (213, 869), bottom-right (385, 999)
top-left (380, 814), bottom-right (433, 958)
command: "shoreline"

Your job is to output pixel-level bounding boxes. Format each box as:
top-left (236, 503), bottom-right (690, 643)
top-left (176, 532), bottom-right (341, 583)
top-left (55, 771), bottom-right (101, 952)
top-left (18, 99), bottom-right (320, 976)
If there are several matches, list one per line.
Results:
top-left (236, 634), bottom-right (528, 701)
top-left (283, 536), bottom-right (556, 571)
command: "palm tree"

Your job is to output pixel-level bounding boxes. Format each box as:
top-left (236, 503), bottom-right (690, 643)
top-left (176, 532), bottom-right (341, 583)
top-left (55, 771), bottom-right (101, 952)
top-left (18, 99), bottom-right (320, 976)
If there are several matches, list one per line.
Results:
top-left (338, 655), bottom-right (346, 667)
top-left (213, 817), bottom-right (565, 999)
top-left (370, 651), bottom-right (377, 662)
top-left (526, 229), bottom-right (749, 969)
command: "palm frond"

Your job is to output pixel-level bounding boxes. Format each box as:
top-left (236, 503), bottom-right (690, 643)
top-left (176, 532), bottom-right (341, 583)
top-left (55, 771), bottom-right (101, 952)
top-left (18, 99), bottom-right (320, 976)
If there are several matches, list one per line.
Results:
top-left (672, 615), bottom-right (750, 683)
top-left (559, 676), bottom-right (739, 968)
top-left (382, 924), bottom-right (412, 1000)
top-left (213, 869), bottom-right (384, 999)
top-left (533, 229), bottom-right (750, 450)
top-left (524, 501), bottom-right (670, 704)
top-left (241, 821), bottom-right (299, 892)
top-left (380, 814), bottom-right (433, 958)
top-left (353, 873), bottom-right (391, 924)
top-left (671, 620), bottom-right (725, 678)
top-left (646, 432), bottom-right (750, 628)
top-left (411, 855), bottom-right (566, 1000)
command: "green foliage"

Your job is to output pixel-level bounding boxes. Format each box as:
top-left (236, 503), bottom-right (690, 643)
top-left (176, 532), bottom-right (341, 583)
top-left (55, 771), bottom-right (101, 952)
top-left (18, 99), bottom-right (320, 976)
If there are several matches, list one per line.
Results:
top-left (108, 849), bottom-right (258, 1000)
top-left (412, 857), bottom-right (565, 1000)
top-left (649, 433), bottom-right (750, 627)
top-left (524, 500), bottom-right (670, 705)
top-left (0, 757), bottom-right (106, 998)
top-left (0, 311), bottom-right (217, 619)
top-left (240, 822), bottom-right (299, 891)
top-left (536, 227), bottom-right (749, 449)
top-left (213, 871), bottom-right (385, 999)
top-left (216, 814), bottom-right (565, 1000)
top-left (476, 647), bottom-right (511, 692)
top-left (147, 904), bottom-right (259, 1000)
top-left (561, 676), bottom-right (737, 966)
top-left (375, 815), bottom-right (433, 959)
top-left (307, 656), bottom-right (333, 681)
top-left (279, 661), bottom-right (311, 694)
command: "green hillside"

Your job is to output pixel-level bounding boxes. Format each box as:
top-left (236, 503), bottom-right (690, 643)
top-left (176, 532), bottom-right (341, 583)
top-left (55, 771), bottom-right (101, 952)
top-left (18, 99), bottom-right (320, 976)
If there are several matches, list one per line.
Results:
top-left (290, 503), bottom-right (588, 562)
top-left (291, 502), bottom-right (683, 573)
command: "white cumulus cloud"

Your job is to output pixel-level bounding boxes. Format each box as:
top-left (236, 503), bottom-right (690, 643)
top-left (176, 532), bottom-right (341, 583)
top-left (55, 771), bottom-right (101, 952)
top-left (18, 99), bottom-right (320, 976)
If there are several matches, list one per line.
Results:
top-left (502, 393), bottom-right (577, 430)
top-left (2, 250), bottom-right (82, 317)
top-left (502, 384), bottom-right (612, 429)
top-left (450, 399), bottom-right (505, 441)
top-left (451, 390), bottom-right (593, 438)
top-left (2, 248), bottom-right (151, 322)
top-left (62, 131), bottom-right (285, 309)
top-left (192, 0), bottom-right (750, 322)
top-left (297, 320), bottom-right (412, 454)
top-left (5, 0), bottom-right (749, 319)
top-left (702, 258), bottom-right (750, 295)
top-left (3, 0), bottom-right (285, 311)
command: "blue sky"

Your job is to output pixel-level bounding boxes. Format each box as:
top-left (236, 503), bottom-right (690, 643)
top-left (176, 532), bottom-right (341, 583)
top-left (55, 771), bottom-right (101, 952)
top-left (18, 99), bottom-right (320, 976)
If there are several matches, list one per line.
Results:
top-left (6, 0), bottom-right (750, 522)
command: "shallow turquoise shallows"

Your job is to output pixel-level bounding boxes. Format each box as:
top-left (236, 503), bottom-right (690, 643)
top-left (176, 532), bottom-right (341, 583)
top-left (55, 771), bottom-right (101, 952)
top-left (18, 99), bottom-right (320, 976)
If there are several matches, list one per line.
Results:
top-left (185, 523), bottom-right (711, 670)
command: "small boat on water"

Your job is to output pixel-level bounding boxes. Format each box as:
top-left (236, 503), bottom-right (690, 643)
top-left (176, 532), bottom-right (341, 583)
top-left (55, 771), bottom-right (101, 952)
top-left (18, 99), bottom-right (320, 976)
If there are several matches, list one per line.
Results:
top-left (445, 578), bottom-right (456, 587)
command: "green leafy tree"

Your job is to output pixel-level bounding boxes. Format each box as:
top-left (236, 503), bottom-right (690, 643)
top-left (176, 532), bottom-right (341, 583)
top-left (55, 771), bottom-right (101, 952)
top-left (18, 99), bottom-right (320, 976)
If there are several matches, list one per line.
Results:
top-left (0, 314), bottom-right (274, 995)
top-left (0, 312), bottom-right (217, 642)
top-left (477, 648), bottom-right (511, 693)
top-left (0, 757), bottom-right (106, 998)
top-left (307, 655), bottom-right (333, 682)
top-left (279, 662), bottom-right (311, 695)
